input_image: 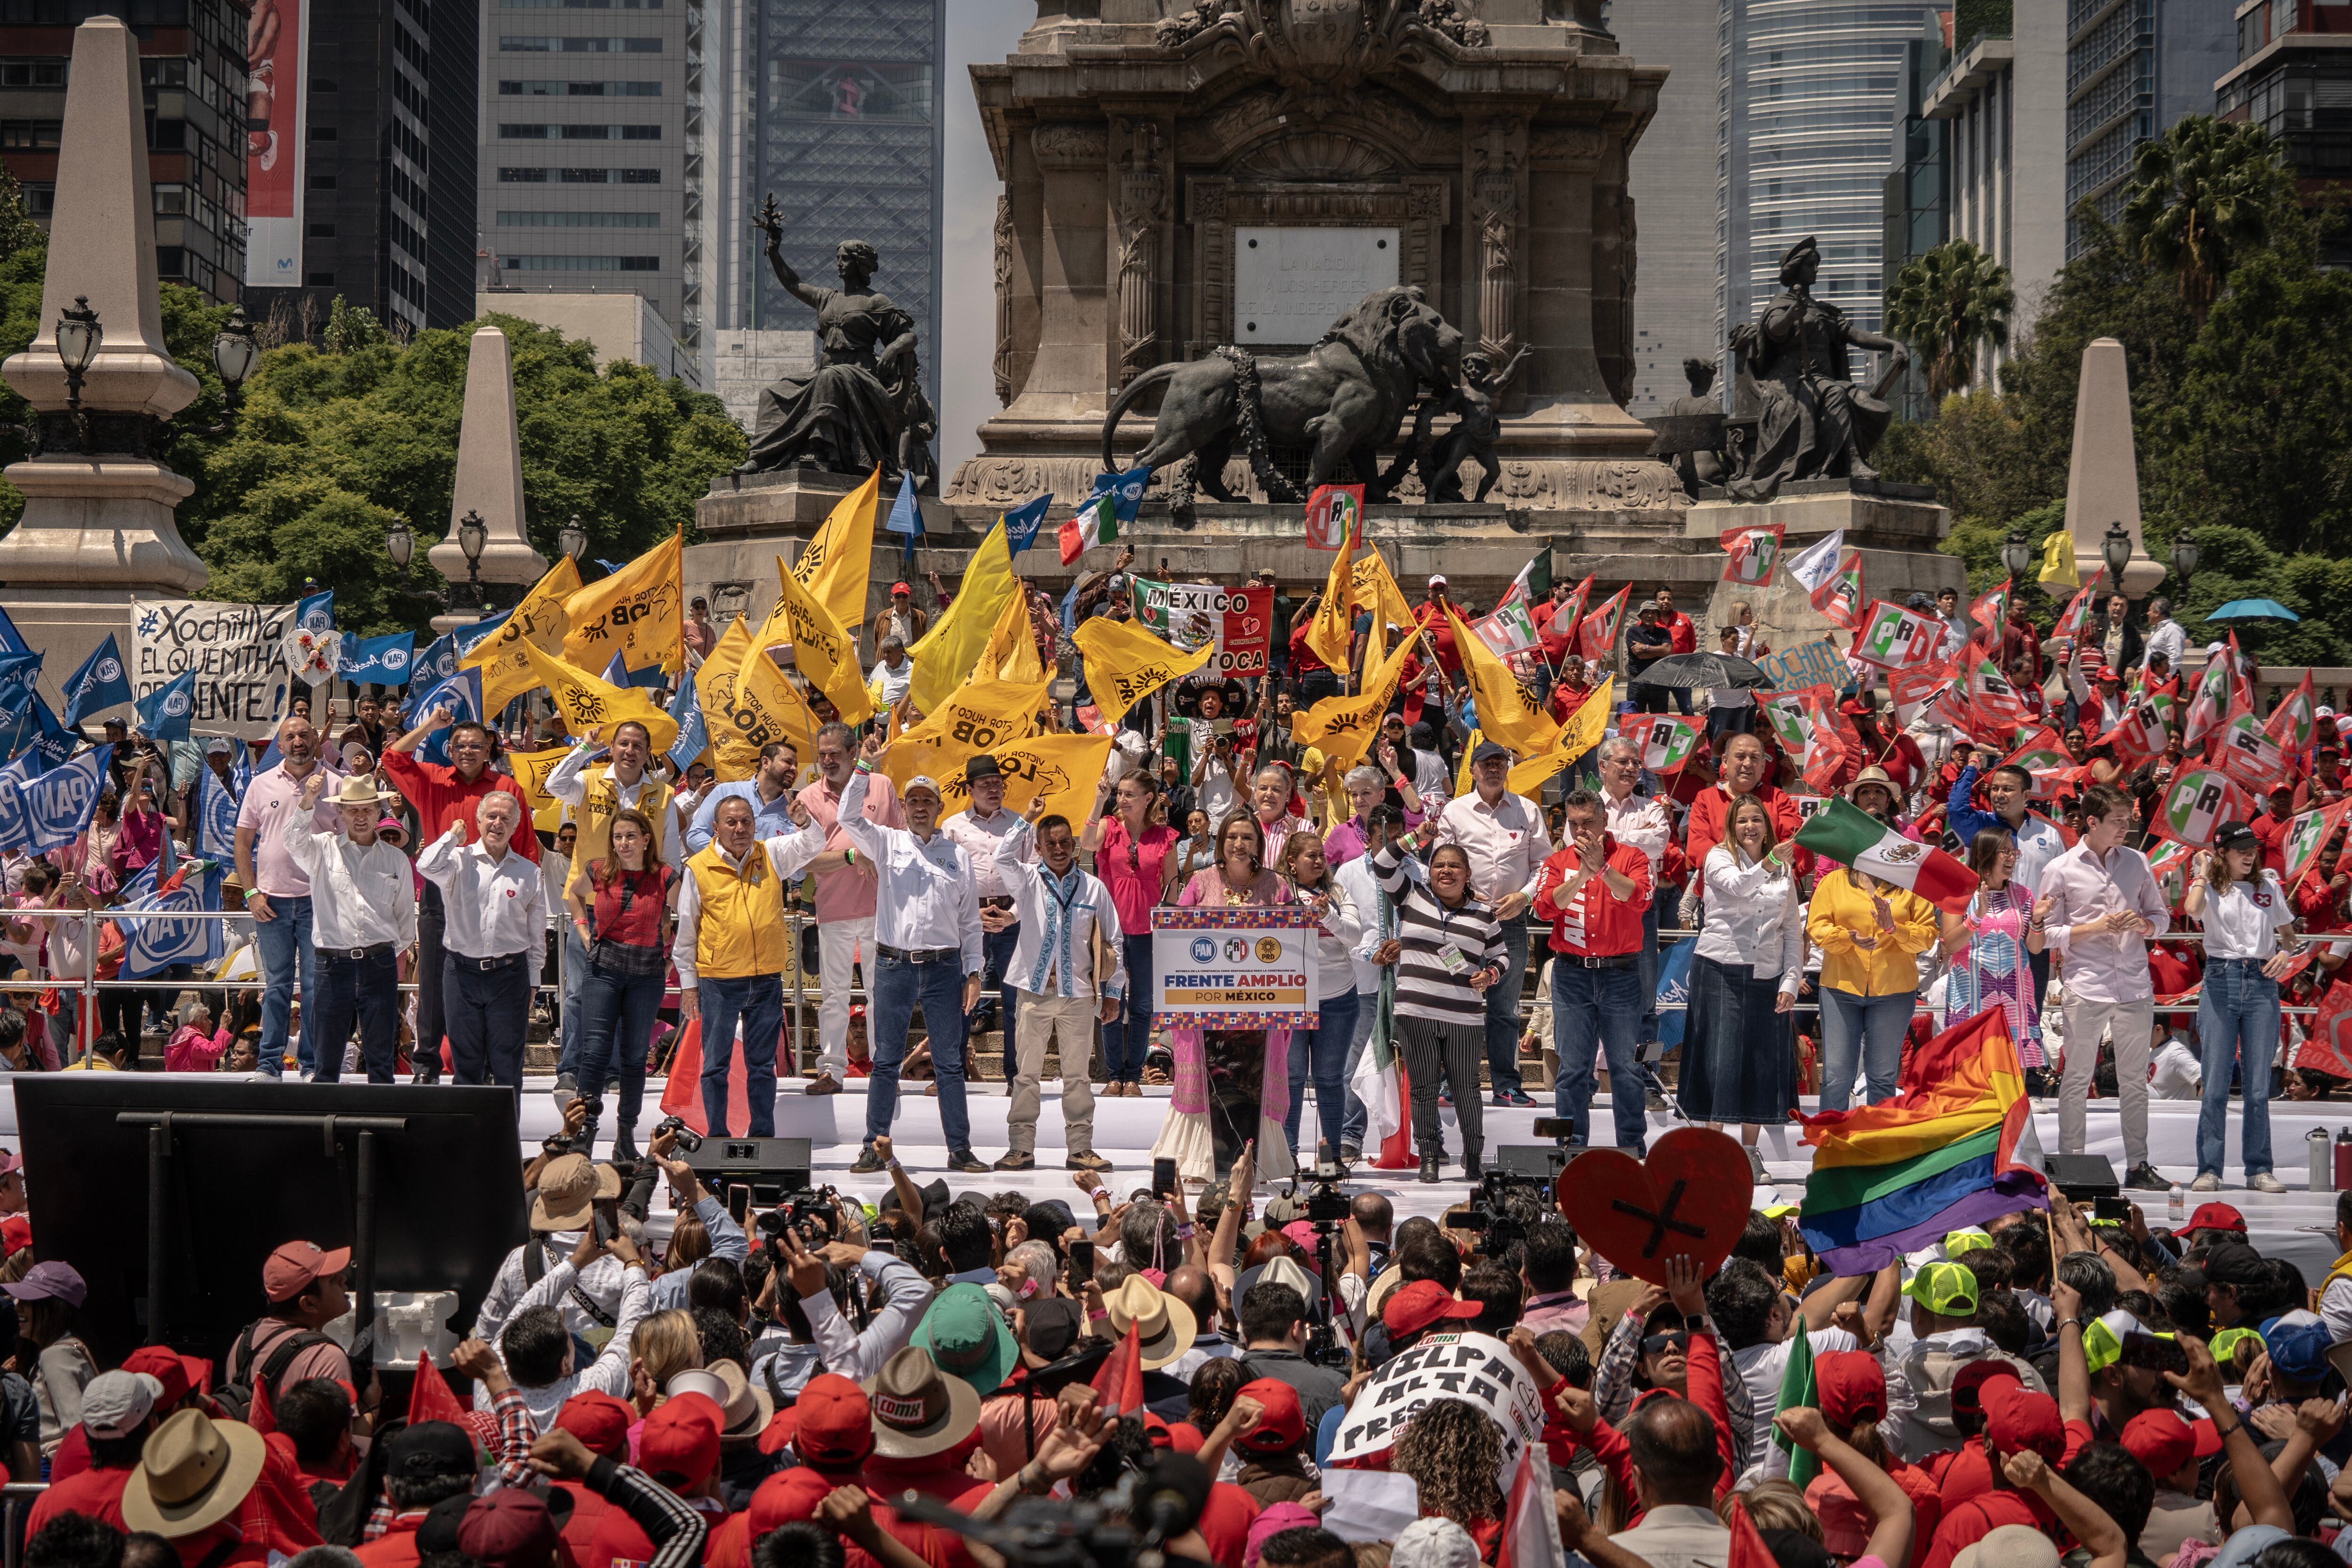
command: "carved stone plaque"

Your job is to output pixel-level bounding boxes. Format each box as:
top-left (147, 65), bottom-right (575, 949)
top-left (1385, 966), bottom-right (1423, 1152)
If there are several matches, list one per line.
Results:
top-left (1230, 226), bottom-right (1401, 346)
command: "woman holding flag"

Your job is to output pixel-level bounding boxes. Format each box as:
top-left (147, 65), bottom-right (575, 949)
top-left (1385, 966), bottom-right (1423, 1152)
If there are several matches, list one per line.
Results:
top-left (1682, 795), bottom-right (1802, 1175)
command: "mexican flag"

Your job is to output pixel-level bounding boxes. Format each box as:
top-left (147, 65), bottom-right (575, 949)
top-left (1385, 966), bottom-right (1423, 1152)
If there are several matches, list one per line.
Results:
top-left (1770, 1318), bottom-right (1819, 1488)
top-left (1348, 972), bottom-right (1414, 1168)
top-left (1625, 712), bottom-right (1702, 773)
top-left (1058, 490), bottom-right (1119, 566)
top-left (1795, 795), bottom-right (1979, 912)
top-left (1720, 524), bottom-right (1785, 586)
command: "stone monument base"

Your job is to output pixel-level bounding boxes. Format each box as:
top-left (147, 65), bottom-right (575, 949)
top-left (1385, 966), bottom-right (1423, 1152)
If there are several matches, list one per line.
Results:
top-left (1688, 480), bottom-right (1964, 654)
top-left (2, 584), bottom-right (146, 708)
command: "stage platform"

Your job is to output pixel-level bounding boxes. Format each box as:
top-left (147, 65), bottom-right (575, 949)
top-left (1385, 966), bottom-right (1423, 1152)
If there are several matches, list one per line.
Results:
top-left (8, 1076), bottom-right (2345, 1280)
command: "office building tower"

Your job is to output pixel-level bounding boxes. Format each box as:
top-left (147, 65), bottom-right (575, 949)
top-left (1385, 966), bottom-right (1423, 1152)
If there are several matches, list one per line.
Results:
top-left (0, 0), bottom-right (246, 306)
top-left (2217, 0), bottom-right (2352, 265)
top-left (2064, 0), bottom-right (2234, 255)
top-left (246, 0), bottom-right (479, 334)
top-left (1717, 0), bottom-right (1946, 369)
top-left (1608, 0), bottom-right (1719, 414)
top-left (476, 0), bottom-right (707, 379)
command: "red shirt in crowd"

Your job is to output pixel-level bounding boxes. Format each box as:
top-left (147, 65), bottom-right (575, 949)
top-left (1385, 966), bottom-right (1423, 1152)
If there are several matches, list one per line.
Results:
top-left (1686, 783), bottom-right (1804, 875)
top-left (380, 751), bottom-right (542, 863)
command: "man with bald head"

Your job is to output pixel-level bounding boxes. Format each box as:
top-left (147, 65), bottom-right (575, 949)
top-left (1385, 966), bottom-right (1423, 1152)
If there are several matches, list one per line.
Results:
top-left (1163, 1265), bottom-right (1236, 1378)
top-left (233, 712), bottom-right (342, 1077)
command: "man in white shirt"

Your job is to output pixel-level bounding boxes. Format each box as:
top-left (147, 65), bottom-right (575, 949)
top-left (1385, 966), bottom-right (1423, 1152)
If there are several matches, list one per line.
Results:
top-left (748, 1222), bottom-right (936, 1401)
top-left (869, 636), bottom-right (914, 707)
top-left (2143, 598), bottom-right (2185, 672)
top-left (284, 772), bottom-right (417, 1083)
top-left (941, 756), bottom-right (1027, 1079)
top-left (1435, 740), bottom-right (1552, 1107)
top-left (989, 802), bottom-right (1123, 1172)
top-left (839, 732), bottom-right (986, 1175)
top-left (487, 1220), bottom-right (652, 1429)
top-left (416, 792), bottom-right (546, 1090)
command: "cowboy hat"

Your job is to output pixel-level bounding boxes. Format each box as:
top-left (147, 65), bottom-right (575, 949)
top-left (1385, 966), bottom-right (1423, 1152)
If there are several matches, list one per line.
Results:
top-left (528, 1153), bottom-right (622, 1232)
top-left (120, 1408), bottom-right (268, 1537)
top-left (705, 1357), bottom-right (775, 1443)
top-left (1844, 766), bottom-right (1898, 804)
top-left (1104, 1275), bottom-right (1197, 1372)
top-left (328, 775), bottom-right (383, 809)
top-left (862, 1345), bottom-right (982, 1458)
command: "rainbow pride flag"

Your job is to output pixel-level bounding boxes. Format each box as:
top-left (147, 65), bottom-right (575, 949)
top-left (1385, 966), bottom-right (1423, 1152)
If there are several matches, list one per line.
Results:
top-left (1797, 1007), bottom-right (2049, 1273)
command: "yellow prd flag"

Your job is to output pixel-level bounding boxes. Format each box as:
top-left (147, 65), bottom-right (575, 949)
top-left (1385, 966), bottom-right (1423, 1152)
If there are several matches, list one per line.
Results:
top-left (1294, 627), bottom-right (1415, 772)
top-left (1509, 677), bottom-right (1614, 796)
top-left (461, 556), bottom-right (581, 712)
top-left (790, 468), bottom-right (882, 635)
top-left (1073, 614), bottom-right (1214, 724)
top-left (563, 532), bottom-right (684, 674)
top-left (1454, 729), bottom-right (1482, 797)
top-left (907, 517), bottom-right (1016, 717)
top-left (1350, 547), bottom-right (1417, 637)
top-left (720, 636), bottom-right (824, 764)
top-left (1444, 605), bottom-right (1559, 756)
top-left (506, 746), bottom-right (572, 834)
top-left (1305, 521), bottom-right (1359, 672)
top-left (519, 641), bottom-right (681, 756)
top-left (981, 580), bottom-right (1045, 685)
top-left (2038, 529), bottom-right (2080, 590)
top-left (755, 557), bottom-right (874, 726)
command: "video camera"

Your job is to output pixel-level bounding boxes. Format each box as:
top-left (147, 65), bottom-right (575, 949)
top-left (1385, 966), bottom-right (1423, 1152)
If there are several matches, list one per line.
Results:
top-left (894, 1451), bottom-right (1209, 1568)
top-left (1452, 1169), bottom-right (1550, 1258)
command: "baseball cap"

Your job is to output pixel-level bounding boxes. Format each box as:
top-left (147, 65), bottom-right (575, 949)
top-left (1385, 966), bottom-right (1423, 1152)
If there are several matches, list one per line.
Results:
top-left (1902, 1261), bottom-right (1978, 1316)
top-left (639, 1391), bottom-right (723, 1486)
top-left (1813, 1351), bottom-right (1888, 1429)
top-left (262, 1241), bottom-right (350, 1304)
top-left (2269, 1320), bottom-right (2334, 1384)
top-left (1942, 1228), bottom-right (1996, 1259)
top-left (2209, 1325), bottom-right (2266, 1368)
top-left (0, 1215), bottom-right (31, 1257)
top-left (911, 1283), bottom-right (1017, 1396)
top-left (1233, 1378), bottom-right (1306, 1454)
top-left (82, 1369), bottom-right (162, 1440)
top-left (3, 1259), bottom-right (87, 1306)
top-left (553, 1391), bottom-right (635, 1459)
top-left (774, 1373), bottom-right (874, 1467)
top-left (1950, 1358), bottom-right (2023, 1421)
top-left (891, 581), bottom-right (911, 596)
top-left (121, 1346), bottom-right (198, 1409)
top-left (456, 1488), bottom-right (562, 1568)
top-left (902, 774), bottom-right (943, 801)
top-left (1470, 740), bottom-right (1511, 766)
top-left (2121, 1409), bottom-right (2198, 1479)
top-left (384, 1421), bottom-right (480, 1481)
top-left (1382, 1280), bottom-right (1481, 1339)
top-left (2081, 1309), bottom-right (2149, 1377)
top-left (2176, 1202), bottom-right (2247, 1239)
top-left (2213, 820), bottom-right (2259, 856)
top-left (1984, 1385), bottom-right (2065, 1461)
top-left (1427, 575), bottom-right (1447, 589)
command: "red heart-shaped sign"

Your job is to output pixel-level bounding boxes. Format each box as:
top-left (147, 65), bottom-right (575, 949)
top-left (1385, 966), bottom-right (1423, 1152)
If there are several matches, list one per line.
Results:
top-left (1553, 1126), bottom-right (1756, 1286)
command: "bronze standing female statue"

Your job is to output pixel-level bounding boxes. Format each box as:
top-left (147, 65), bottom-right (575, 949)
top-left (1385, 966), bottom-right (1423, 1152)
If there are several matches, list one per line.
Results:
top-left (738, 195), bottom-right (929, 481)
top-left (1727, 235), bottom-right (1908, 501)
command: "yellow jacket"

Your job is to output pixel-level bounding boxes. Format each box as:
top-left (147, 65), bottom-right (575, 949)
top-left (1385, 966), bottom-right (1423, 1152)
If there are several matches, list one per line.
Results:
top-left (1807, 867), bottom-right (1936, 998)
top-left (685, 842), bottom-right (790, 980)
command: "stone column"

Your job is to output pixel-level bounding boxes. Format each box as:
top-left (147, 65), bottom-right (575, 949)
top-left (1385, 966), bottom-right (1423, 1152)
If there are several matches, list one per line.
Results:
top-left (0, 17), bottom-right (206, 682)
top-left (2062, 336), bottom-right (2165, 597)
top-left (429, 326), bottom-right (548, 632)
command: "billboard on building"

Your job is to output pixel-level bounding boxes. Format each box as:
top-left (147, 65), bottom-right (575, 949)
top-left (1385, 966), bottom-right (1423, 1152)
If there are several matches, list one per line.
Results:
top-left (242, 0), bottom-right (308, 289)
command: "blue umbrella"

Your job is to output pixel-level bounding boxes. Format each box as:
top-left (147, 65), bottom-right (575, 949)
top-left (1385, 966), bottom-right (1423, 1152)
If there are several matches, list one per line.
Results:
top-left (2204, 598), bottom-right (2301, 623)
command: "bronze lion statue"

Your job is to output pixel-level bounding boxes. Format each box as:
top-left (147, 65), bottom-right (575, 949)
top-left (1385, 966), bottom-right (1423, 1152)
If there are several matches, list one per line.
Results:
top-left (1099, 286), bottom-right (1462, 503)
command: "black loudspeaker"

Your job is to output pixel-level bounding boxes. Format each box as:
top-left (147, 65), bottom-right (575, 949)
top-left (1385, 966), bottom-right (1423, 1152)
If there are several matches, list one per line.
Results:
top-left (684, 1136), bottom-right (813, 1202)
top-left (1495, 1145), bottom-right (1572, 1180)
top-left (2045, 1153), bottom-right (2121, 1200)
top-left (16, 1077), bottom-right (528, 1368)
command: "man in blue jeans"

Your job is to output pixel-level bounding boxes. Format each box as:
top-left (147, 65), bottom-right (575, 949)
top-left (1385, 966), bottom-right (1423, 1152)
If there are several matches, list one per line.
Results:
top-left (231, 712), bottom-right (340, 1077)
top-left (1532, 789), bottom-right (1653, 1150)
top-left (834, 734), bottom-right (987, 1175)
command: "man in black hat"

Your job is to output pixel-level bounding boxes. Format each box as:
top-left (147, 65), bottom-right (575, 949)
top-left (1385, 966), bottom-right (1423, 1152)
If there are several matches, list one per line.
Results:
top-left (941, 754), bottom-right (1026, 1079)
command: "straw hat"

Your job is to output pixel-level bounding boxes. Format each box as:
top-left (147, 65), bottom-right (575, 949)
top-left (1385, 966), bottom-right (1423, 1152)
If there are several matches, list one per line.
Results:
top-left (1104, 1275), bottom-right (1197, 1371)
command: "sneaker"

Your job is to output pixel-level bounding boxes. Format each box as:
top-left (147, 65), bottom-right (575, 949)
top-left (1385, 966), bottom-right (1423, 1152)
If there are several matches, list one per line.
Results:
top-left (1067, 1151), bottom-right (1114, 1171)
top-left (2249, 1171), bottom-right (2287, 1194)
top-left (1338, 1142), bottom-right (1362, 1164)
top-left (554, 1073), bottom-right (578, 1100)
top-left (848, 1147), bottom-right (888, 1174)
top-left (2190, 1172), bottom-right (2223, 1192)
top-left (1745, 1146), bottom-right (1767, 1180)
top-left (2124, 1161), bottom-right (2169, 1192)
top-left (1493, 1089), bottom-right (1535, 1107)
top-left (946, 1149), bottom-right (990, 1174)
top-left (804, 1073), bottom-right (843, 1096)
top-left (993, 1150), bottom-right (1036, 1171)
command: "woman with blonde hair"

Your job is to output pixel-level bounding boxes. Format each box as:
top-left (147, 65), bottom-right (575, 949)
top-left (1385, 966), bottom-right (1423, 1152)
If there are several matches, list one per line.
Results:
top-left (628, 1307), bottom-right (700, 1415)
top-left (1682, 794), bottom-right (1803, 1177)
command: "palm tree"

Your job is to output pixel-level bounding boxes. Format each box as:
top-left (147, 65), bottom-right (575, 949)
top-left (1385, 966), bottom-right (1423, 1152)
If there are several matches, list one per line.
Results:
top-left (1884, 239), bottom-right (2017, 401)
top-left (2120, 116), bottom-right (2293, 329)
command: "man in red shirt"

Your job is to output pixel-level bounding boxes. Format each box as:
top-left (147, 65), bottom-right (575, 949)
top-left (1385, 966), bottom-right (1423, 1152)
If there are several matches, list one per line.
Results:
top-left (1685, 732), bottom-right (1803, 877)
top-left (548, 1392), bottom-right (658, 1568)
top-left (1412, 576), bottom-right (1462, 675)
top-left (384, 704), bottom-right (539, 1082)
top-left (1653, 588), bottom-right (1697, 716)
top-left (1288, 597), bottom-right (1338, 705)
top-left (354, 1424), bottom-right (480, 1568)
top-left (2252, 782), bottom-right (2297, 875)
top-left (27, 1369), bottom-right (155, 1535)
top-left (1533, 788), bottom-right (1653, 1153)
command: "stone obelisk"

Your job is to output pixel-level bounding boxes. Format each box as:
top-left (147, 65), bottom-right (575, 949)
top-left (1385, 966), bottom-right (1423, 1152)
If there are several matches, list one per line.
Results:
top-left (428, 326), bottom-right (548, 632)
top-left (2063, 337), bottom-right (2166, 597)
top-left (0, 16), bottom-right (206, 683)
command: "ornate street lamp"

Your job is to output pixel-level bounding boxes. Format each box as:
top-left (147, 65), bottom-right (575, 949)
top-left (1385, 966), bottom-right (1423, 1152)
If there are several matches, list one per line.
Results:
top-left (53, 294), bottom-right (99, 451)
top-left (2170, 528), bottom-right (2200, 590)
top-left (385, 518), bottom-right (413, 579)
top-left (558, 514), bottom-right (587, 564)
top-left (186, 306), bottom-right (260, 437)
top-left (456, 509), bottom-right (488, 609)
top-left (2001, 529), bottom-right (2033, 583)
top-left (2101, 521), bottom-right (2134, 585)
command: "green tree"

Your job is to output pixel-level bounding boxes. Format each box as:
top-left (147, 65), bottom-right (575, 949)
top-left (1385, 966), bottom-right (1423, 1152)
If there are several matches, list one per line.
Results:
top-left (2120, 116), bottom-right (2297, 330)
top-left (1884, 239), bottom-right (2016, 402)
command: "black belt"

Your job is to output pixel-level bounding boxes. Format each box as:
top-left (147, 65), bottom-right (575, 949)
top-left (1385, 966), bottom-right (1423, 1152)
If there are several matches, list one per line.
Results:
top-left (1560, 953), bottom-right (1637, 969)
top-left (878, 943), bottom-right (958, 965)
top-left (453, 952), bottom-right (524, 972)
top-left (325, 943), bottom-right (397, 962)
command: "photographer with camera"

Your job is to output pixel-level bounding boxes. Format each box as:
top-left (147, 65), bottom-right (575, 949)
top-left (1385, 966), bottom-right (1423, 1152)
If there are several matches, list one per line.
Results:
top-left (475, 1141), bottom-right (631, 1349)
top-left (493, 1209), bottom-right (652, 1429)
top-left (746, 1214), bottom-right (934, 1402)
top-left (644, 1131), bottom-right (747, 1313)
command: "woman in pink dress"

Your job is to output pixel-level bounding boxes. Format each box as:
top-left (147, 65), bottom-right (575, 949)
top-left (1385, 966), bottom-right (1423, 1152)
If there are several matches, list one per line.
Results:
top-left (1082, 769), bottom-right (1181, 1098)
top-left (1151, 813), bottom-right (1295, 1184)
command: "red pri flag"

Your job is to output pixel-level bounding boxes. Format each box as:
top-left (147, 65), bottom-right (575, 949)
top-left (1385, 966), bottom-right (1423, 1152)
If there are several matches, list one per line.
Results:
top-left (1623, 712), bottom-right (1703, 774)
top-left (2183, 638), bottom-right (2234, 756)
top-left (1499, 1446), bottom-right (1565, 1568)
top-left (2153, 768), bottom-right (2254, 849)
top-left (2279, 798), bottom-right (2352, 888)
top-left (2269, 669), bottom-right (2318, 758)
top-left (2099, 698), bottom-right (2169, 767)
top-left (1849, 600), bottom-right (1946, 671)
top-left (1968, 578), bottom-right (2012, 645)
top-left (1887, 654), bottom-right (1954, 728)
top-left (2051, 572), bottom-right (2104, 644)
top-left (1091, 1321), bottom-right (1146, 1419)
top-left (409, 1352), bottom-right (472, 1428)
top-left (1719, 524), bottom-right (1785, 586)
top-left (1577, 585), bottom-right (1630, 662)
top-left (1798, 687), bottom-right (1851, 793)
top-left (1965, 653), bottom-right (2031, 737)
top-left (2298, 980), bottom-right (2352, 1083)
top-left (1303, 484), bottom-right (1364, 551)
top-left (2215, 706), bottom-right (2287, 792)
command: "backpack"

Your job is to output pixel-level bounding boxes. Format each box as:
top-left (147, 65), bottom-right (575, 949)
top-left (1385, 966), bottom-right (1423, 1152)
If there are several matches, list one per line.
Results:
top-left (213, 1320), bottom-right (339, 1422)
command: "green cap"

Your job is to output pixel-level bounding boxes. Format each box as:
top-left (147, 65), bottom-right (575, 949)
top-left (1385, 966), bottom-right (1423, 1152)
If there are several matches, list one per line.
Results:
top-left (2082, 1309), bottom-right (2152, 1376)
top-left (1943, 1227), bottom-right (1996, 1259)
top-left (1902, 1261), bottom-right (1979, 1316)
top-left (911, 1283), bottom-right (1017, 1396)
top-left (2209, 1326), bottom-right (2266, 1368)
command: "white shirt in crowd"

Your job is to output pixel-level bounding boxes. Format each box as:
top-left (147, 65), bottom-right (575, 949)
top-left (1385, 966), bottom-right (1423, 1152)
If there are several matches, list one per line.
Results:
top-left (1197, 756), bottom-right (1237, 826)
top-left (2144, 616), bottom-right (2185, 671)
top-left (871, 656), bottom-right (913, 706)
top-left (1694, 846), bottom-right (1805, 997)
top-left (2148, 1038), bottom-right (2201, 1100)
top-left (943, 803), bottom-right (1026, 900)
top-left (2196, 870), bottom-right (2297, 962)
top-left (280, 813), bottom-right (417, 954)
top-left (482, 1255), bottom-right (651, 1430)
top-left (416, 825), bottom-right (549, 980)
top-left (668, 828), bottom-right (829, 987)
top-left (547, 746), bottom-right (686, 873)
top-left (834, 768), bottom-right (984, 971)
top-left (540, 849), bottom-right (570, 932)
top-left (1434, 788), bottom-right (1553, 905)
top-left (1602, 785), bottom-right (1672, 876)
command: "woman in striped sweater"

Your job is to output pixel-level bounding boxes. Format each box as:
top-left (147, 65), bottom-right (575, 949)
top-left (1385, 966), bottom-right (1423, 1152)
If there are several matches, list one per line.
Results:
top-left (1371, 836), bottom-right (1509, 1184)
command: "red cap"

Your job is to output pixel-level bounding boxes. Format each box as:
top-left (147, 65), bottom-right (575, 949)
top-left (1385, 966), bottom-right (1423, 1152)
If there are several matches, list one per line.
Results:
top-left (1233, 1379), bottom-right (1306, 1454)
top-left (1985, 1385), bottom-right (2065, 1461)
top-left (1813, 1351), bottom-right (1888, 1430)
top-left (455, 1489), bottom-right (561, 1568)
top-left (2176, 1202), bottom-right (2247, 1238)
top-left (1951, 1358), bottom-right (2025, 1415)
top-left (0, 1216), bottom-right (26, 1257)
top-left (2121, 1409), bottom-right (2197, 1478)
top-left (1838, 698), bottom-right (1871, 718)
top-left (554, 1391), bottom-right (636, 1459)
top-left (1167, 1421), bottom-right (1205, 1456)
top-left (891, 582), bottom-right (911, 596)
top-left (779, 1373), bottom-right (874, 1468)
top-left (262, 1240), bottom-right (351, 1303)
top-left (1381, 1280), bottom-right (1481, 1338)
top-left (640, 1392), bottom-right (723, 1486)
top-left (1142, 1411), bottom-right (1175, 1450)
top-left (2191, 1417), bottom-right (2226, 1459)
top-left (121, 1345), bottom-right (193, 1409)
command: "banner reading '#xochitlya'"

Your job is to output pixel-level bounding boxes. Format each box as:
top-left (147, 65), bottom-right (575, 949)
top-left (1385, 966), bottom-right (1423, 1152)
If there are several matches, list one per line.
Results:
top-left (132, 599), bottom-right (297, 740)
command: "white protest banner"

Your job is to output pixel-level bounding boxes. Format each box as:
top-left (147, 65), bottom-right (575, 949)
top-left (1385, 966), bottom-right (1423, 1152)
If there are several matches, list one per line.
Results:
top-left (132, 600), bottom-right (296, 740)
top-left (1152, 907), bottom-right (1319, 1028)
top-left (1325, 1332), bottom-right (1549, 1481)
top-left (1127, 578), bottom-right (1273, 676)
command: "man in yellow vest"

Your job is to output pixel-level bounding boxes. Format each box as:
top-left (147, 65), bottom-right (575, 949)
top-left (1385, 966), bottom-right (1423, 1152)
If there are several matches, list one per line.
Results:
top-left (670, 791), bottom-right (826, 1137)
top-left (548, 720), bottom-right (682, 1098)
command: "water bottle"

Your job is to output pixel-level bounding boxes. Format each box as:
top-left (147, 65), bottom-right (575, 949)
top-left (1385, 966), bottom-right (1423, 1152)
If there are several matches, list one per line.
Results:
top-left (2168, 1182), bottom-right (2185, 1224)
top-left (2335, 1128), bottom-right (2352, 1192)
top-left (2314, 1128), bottom-right (2335, 1192)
